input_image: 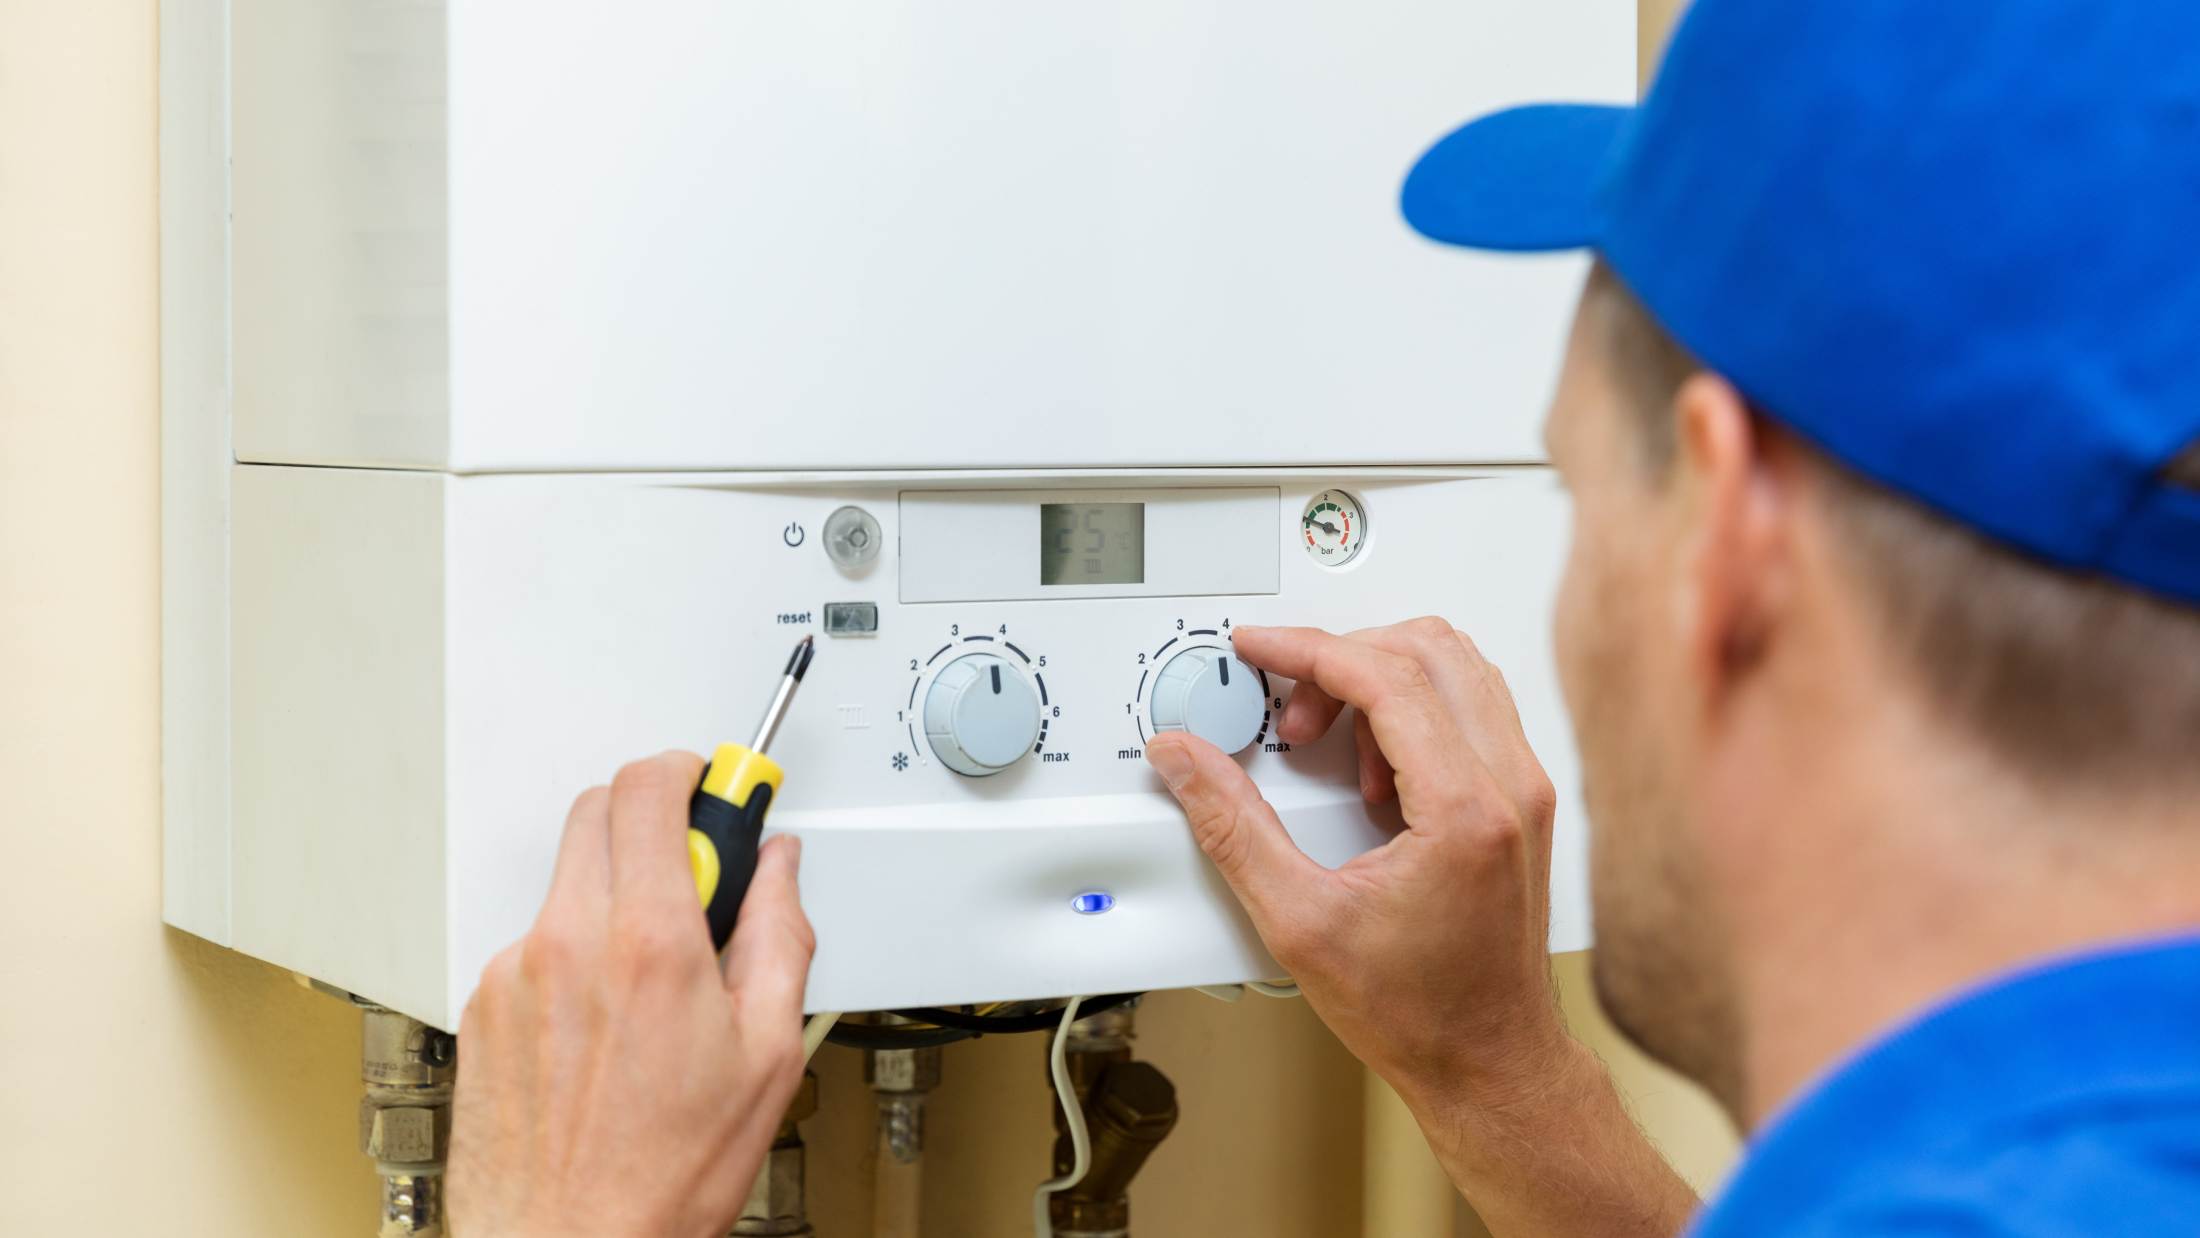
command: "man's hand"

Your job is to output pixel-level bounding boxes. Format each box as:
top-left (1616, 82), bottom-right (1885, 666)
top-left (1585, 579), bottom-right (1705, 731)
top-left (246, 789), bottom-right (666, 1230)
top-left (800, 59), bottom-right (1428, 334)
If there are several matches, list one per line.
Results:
top-left (449, 751), bottom-right (816, 1238)
top-left (1147, 620), bottom-right (1696, 1237)
top-left (1146, 619), bottom-right (1567, 1101)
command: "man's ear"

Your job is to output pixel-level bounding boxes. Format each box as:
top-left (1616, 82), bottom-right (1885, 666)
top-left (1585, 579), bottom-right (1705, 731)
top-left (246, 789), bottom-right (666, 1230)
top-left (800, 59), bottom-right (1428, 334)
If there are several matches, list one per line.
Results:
top-left (1670, 373), bottom-right (1796, 702)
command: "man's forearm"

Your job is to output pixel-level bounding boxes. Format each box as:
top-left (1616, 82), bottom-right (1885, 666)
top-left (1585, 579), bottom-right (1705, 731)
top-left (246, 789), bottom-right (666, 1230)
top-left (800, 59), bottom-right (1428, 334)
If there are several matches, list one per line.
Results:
top-left (1401, 1037), bottom-right (1701, 1238)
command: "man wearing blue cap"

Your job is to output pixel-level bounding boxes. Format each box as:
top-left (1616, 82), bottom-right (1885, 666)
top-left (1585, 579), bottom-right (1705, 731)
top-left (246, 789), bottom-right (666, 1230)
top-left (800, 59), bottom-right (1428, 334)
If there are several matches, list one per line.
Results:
top-left (1141, 1), bottom-right (2200, 1233)
top-left (448, 2), bottom-right (2200, 1233)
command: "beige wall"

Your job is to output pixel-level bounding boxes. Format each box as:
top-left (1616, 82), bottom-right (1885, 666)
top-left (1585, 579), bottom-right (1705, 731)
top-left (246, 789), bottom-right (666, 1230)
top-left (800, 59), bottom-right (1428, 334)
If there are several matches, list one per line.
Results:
top-left (0, 1), bottom-right (1725, 1234)
top-left (0, 2), bottom-right (379, 1231)
top-left (1642, 0), bottom-right (1689, 84)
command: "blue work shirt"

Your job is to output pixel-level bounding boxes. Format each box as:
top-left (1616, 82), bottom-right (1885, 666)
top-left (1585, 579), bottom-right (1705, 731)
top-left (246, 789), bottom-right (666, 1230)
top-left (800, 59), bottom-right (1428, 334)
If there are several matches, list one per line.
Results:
top-left (1691, 936), bottom-right (2200, 1236)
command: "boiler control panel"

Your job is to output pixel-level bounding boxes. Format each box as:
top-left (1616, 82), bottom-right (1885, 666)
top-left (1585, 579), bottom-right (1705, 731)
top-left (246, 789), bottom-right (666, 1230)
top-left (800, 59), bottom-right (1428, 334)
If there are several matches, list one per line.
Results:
top-left (224, 466), bottom-right (1589, 1023)
top-left (888, 486), bottom-right (1295, 783)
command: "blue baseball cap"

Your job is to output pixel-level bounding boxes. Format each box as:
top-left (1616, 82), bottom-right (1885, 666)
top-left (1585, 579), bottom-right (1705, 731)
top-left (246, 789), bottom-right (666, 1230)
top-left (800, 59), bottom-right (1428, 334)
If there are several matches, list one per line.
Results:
top-left (1402, 0), bottom-right (2200, 608)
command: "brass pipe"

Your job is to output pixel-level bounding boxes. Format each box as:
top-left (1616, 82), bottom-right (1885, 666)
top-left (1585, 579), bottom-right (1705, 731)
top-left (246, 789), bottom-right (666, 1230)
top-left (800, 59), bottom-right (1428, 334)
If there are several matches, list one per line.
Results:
top-left (873, 1092), bottom-right (924, 1238)
top-left (1047, 1003), bottom-right (1179, 1238)
top-left (357, 1004), bottom-right (456, 1238)
top-left (1059, 1058), bottom-right (1178, 1237)
top-left (866, 1025), bottom-right (941, 1238)
top-left (733, 1071), bottom-right (818, 1237)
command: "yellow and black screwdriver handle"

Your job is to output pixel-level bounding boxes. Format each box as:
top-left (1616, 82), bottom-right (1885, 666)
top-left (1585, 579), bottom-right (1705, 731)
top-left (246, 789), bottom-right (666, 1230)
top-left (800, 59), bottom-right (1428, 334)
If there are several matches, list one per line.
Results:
top-left (688, 741), bottom-right (784, 951)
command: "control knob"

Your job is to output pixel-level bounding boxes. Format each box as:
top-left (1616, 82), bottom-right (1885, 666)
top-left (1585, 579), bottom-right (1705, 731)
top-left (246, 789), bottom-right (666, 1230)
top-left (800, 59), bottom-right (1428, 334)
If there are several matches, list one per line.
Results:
top-left (1150, 646), bottom-right (1265, 754)
top-left (924, 653), bottom-right (1042, 777)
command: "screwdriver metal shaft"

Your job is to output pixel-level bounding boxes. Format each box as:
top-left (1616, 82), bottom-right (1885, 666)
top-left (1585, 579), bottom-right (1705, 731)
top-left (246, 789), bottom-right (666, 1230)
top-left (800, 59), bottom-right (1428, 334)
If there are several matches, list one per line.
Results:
top-left (750, 634), bottom-right (814, 754)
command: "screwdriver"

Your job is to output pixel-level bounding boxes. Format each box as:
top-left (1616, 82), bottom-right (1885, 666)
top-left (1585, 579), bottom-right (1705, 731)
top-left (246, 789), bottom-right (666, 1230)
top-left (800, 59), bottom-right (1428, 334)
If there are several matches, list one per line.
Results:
top-left (689, 634), bottom-right (814, 951)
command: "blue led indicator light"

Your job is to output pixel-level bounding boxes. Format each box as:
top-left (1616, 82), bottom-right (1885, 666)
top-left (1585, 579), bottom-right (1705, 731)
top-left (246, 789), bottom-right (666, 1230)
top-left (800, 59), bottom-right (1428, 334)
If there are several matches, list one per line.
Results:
top-left (1070, 891), bottom-right (1116, 915)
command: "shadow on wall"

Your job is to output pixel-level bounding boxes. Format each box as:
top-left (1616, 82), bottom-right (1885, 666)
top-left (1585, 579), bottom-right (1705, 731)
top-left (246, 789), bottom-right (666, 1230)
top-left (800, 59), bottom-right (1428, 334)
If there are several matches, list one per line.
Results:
top-left (162, 929), bottom-right (380, 1228)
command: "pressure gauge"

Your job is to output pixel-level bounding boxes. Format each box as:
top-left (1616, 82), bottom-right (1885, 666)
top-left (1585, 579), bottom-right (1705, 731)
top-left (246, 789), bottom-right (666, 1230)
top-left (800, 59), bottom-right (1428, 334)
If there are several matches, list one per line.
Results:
top-left (1301, 489), bottom-right (1367, 567)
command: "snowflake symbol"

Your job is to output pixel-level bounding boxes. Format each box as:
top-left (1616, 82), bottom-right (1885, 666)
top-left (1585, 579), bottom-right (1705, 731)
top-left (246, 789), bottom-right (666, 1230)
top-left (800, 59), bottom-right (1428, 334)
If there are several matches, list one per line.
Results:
top-left (891, 752), bottom-right (910, 772)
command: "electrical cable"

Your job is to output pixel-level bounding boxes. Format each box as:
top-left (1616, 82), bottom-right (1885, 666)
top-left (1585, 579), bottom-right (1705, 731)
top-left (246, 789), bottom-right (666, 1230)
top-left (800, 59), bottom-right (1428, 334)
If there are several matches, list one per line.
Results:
top-left (1031, 996), bottom-right (1090, 1238)
top-left (1194, 978), bottom-right (1299, 1002)
top-left (894, 992), bottom-right (1141, 1034)
top-left (822, 1021), bottom-right (977, 1051)
top-left (800, 1012), bottom-right (841, 1065)
top-left (814, 992), bottom-right (1144, 1052)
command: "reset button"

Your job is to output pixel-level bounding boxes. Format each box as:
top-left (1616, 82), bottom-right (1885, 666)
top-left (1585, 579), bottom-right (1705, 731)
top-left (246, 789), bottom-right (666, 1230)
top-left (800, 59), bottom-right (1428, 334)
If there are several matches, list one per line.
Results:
top-left (824, 602), bottom-right (879, 636)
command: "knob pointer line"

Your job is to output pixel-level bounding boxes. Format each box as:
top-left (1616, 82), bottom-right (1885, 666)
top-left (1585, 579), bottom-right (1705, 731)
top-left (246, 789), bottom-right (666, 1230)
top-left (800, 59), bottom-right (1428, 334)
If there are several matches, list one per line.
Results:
top-left (689, 634), bottom-right (813, 951)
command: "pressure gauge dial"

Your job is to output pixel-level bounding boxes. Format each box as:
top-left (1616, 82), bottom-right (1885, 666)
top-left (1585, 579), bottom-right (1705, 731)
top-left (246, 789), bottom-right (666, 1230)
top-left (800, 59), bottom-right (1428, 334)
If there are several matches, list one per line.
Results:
top-left (1301, 489), bottom-right (1367, 566)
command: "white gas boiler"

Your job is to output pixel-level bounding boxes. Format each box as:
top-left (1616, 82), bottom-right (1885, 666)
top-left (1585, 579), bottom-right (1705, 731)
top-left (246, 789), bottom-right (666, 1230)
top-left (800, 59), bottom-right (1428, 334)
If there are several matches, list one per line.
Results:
top-left (162, 0), bottom-right (1634, 1030)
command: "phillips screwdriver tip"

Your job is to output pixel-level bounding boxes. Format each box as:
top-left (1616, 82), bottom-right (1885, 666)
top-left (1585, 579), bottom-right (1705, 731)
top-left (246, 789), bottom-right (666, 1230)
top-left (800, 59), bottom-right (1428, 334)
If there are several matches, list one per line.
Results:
top-left (751, 637), bottom-right (815, 755)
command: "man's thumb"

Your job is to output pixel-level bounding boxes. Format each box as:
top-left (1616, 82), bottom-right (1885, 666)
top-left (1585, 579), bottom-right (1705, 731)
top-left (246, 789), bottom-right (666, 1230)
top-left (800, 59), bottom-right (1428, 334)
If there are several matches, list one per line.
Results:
top-left (1146, 733), bottom-right (1322, 923)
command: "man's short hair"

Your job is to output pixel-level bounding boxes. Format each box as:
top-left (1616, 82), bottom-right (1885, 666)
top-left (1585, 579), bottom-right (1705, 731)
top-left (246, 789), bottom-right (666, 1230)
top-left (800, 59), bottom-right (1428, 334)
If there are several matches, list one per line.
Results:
top-left (1584, 262), bottom-right (2200, 794)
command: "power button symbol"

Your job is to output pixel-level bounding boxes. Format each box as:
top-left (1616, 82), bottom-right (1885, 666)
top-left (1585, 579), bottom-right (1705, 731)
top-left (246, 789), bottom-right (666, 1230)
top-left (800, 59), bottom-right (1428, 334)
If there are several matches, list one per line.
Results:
top-left (783, 521), bottom-right (805, 547)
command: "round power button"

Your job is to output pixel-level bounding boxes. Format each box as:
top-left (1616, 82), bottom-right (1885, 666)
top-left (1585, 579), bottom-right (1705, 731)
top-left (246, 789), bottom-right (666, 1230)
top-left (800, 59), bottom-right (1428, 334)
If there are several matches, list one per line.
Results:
top-left (823, 505), bottom-right (882, 569)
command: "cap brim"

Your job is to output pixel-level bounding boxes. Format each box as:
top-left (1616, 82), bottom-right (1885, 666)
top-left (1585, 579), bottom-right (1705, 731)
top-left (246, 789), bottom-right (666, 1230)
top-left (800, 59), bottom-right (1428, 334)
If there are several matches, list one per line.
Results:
top-left (1400, 103), bottom-right (1632, 252)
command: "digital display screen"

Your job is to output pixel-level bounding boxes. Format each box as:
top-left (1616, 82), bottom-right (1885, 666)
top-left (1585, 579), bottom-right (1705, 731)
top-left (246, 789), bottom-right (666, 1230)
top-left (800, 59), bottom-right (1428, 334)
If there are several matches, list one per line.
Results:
top-left (1041, 503), bottom-right (1145, 586)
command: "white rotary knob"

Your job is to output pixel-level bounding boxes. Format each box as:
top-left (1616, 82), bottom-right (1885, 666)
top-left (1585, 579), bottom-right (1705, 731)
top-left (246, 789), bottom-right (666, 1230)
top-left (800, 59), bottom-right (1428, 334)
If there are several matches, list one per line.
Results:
top-left (1149, 646), bottom-right (1266, 754)
top-left (923, 653), bottom-right (1042, 777)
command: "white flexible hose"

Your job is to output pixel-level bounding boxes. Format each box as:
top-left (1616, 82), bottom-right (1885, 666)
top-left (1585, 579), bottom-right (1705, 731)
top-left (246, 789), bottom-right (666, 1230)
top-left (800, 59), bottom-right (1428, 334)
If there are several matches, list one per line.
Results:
top-left (1030, 996), bottom-right (1090, 1238)
top-left (1246, 979), bottom-right (1300, 998)
top-left (800, 1012), bottom-right (841, 1066)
